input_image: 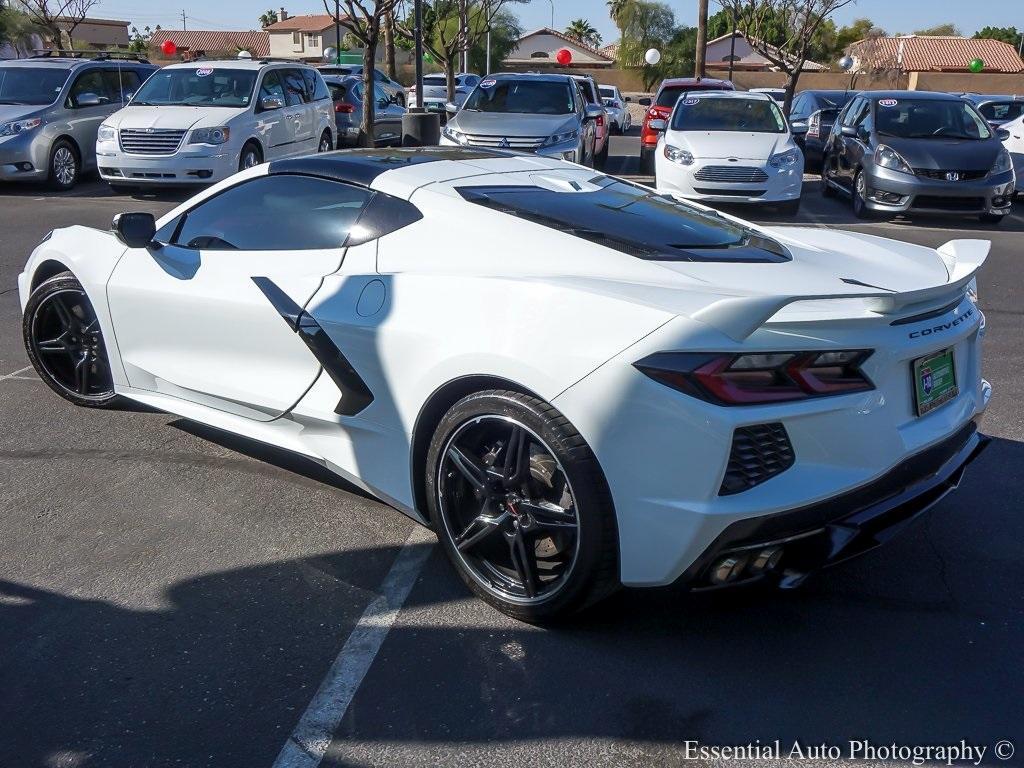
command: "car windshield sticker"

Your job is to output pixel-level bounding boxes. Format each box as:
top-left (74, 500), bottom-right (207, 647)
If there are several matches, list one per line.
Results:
top-left (683, 97), bottom-right (699, 105)
top-left (878, 98), bottom-right (898, 107)
top-left (480, 78), bottom-right (496, 88)
top-left (196, 68), bottom-right (214, 77)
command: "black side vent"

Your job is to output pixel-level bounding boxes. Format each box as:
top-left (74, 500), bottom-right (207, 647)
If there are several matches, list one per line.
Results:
top-left (719, 423), bottom-right (795, 496)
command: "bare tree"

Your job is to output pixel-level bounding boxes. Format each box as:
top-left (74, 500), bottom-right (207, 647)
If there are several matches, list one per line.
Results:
top-left (383, 8), bottom-right (396, 79)
top-left (694, 0), bottom-right (708, 77)
top-left (716, 0), bottom-right (857, 113)
top-left (847, 29), bottom-right (904, 89)
top-left (18, 0), bottom-right (98, 50)
top-left (396, 0), bottom-right (522, 102)
top-left (323, 0), bottom-right (401, 147)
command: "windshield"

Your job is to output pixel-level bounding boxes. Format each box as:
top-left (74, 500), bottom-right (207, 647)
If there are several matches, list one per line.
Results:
top-left (462, 79), bottom-right (575, 114)
top-left (978, 101), bottom-right (1024, 123)
top-left (0, 67), bottom-right (71, 105)
top-left (456, 177), bottom-right (789, 263)
top-left (672, 97), bottom-right (786, 133)
top-left (131, 68), bottom-right (256, 107)
top-left (875, 98), bottom-right (992, 140)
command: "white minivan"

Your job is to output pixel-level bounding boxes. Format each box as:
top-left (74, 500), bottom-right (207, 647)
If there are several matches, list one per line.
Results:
top-left (97, 60), bottom-right (334, 191)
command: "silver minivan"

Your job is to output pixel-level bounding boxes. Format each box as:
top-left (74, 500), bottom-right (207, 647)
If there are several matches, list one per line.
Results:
top-left (0, 54), bottom-right (156, 190)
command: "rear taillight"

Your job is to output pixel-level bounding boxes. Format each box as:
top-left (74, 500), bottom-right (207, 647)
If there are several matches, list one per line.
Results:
top-left (807, 111), bottom-right (821, 139)
top-left (596, 114), bottom-right (604, 126)
top-left (335, 102), bottom-right (355, 113)
top-left (634, 350), bottom-right (874, 406)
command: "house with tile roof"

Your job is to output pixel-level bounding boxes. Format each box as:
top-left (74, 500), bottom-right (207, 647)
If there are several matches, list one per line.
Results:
top-left (265, 10), bottom-right (346, 61)
top-left (503, 28), bottom-right (615, 67)
top-left (705, 31), bottom-right (828, 73)
top-left (848, 35), bottom-right (1024, 74)
top-left (151, 29), bottom-right (270, 59)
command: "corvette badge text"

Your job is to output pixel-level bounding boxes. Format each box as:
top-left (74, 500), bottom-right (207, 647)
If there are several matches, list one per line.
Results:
top-left (909, 308), bottom-right (975, 339)
top-left (681, 738), bottom-right (1013, 765)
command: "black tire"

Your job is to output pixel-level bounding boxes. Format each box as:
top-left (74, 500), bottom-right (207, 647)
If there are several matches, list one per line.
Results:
top-left (640, 145), bottom-right (655, 175)
top-left (820, 155), bottom-right (836, 197)
top-left (23, 271), bottom-right (120, 408)
top-left (979, 213), bottom-right (1005, 225)
top-left (777, 198), bottom-right (801, 216)
top-left (852, 169), bottom-right (874, 219)
top-left (317, 130), bottom-right (333, 153)
top-left (48, 138), bottom-right (79, 191)
top-left (425, 390), bottom-right (619, 622)
top-left (594, 139), bottom-right (609, 171)
top-left (238, 141), bottom-right (263, 172)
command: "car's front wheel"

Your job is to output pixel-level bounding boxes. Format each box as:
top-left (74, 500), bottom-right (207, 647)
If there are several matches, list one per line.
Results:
top-left (852, 169), bottom-right (874, 219)
top-left (425, 390), bottom-right (618, 622)
top-left (317, 130), bottom-right (333, 153)
top-left (23, 271), bottom-right (120, 408)
top-left (48, 139), bottom-right (79, 191)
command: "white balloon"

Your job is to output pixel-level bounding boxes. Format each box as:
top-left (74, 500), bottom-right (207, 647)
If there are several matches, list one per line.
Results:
top-left (644, 48), bottom-right (661, 65)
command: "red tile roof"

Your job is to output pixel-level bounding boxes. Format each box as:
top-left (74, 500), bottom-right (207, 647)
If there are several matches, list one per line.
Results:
top-left (150, 29), bottom-right (270, 58)
top-left (851, 35), bottom-right (1024, 73)
top-left (265, 14), bottom-right (340, 33)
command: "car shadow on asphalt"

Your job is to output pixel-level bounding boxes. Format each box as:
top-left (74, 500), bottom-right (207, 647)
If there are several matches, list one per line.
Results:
top-left (2, 432), bottom-right (1022, 767)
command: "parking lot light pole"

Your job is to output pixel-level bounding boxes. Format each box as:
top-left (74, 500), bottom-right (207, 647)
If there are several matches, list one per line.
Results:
top-left (402, 0), bottom-right (441, 146)
top-left (335, 0), bottom-right (341, 64)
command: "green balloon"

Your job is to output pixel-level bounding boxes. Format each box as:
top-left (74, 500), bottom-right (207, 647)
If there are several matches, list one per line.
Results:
top-left (968, 58), bottom-right (984, 73)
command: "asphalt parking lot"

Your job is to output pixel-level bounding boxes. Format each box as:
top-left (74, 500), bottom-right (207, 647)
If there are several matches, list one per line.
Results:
top-left (2, 136), bottom-right (1023, 768)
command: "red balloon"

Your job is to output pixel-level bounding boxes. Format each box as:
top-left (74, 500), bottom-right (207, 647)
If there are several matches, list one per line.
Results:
top-left (161, 39), bottom-right (177, 56)
top-left (555, 48), bottom-right (572, 66)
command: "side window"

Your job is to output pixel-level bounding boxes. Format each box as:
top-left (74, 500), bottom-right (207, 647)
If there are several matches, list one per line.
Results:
top-left (302, 69), bottom-right (330, 101)
top-left (173, 175), bottom-right (374, 251)
top-left (258, 70), bottom-right (286, 108)
top-left (282, 68), bottom-right (308, 105)
top-left (789, 94), bottom-right (807, 119)
top-left (372, 84), bottom-right (389, 105)
top-left (465, 76), bottom-right (479, 87)
top-left (68, 69), bottom-right (112, 107)
top-left (840, 97), bottom-right (864, 127)
top-left (103, 69), bottom-right (142, 102)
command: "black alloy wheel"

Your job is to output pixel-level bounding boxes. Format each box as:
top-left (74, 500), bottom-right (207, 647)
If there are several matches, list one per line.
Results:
top-left (427, 391), bottom-right (618, 622)
top-left (23, 272), bottom-right (118, 407)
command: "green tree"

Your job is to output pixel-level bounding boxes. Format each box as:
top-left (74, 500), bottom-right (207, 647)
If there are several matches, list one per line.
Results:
top-left (565, 18), bottom-right (601, 48)
top-left (835, 17), bottom-right (884, 52)
top-left (607, 0), bottom-right (628, 37)
top-left (1, 5), bottom-right (36, 55)
top-left (615, 0), bottom-right (678, 86)
top-left (467, 8), bottom-right (521, 74)
top-left (973, 25), bottom-right (1020, 47)
top-left (258, 9), bottom-right (278, 28)
top-left (127, 24), bottom-right (154, 53)
top-left (914, 23), bottom-right (961, 36)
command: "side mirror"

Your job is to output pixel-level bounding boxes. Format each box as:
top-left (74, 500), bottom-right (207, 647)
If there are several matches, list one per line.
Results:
top-left (444, 102), bottom-right (458, 114)
top-left (260, 95), bottom-right (284, 111)
top-left (113, 212), bottom-right (156, 248)
top-left (996, 127), bottom-right (1010, 141)
top-left (584, 104), bottom-right (604, 120)
top-left (76, 92), bottom-right (102, 107)
top-left (638, 97), bottom-right (651, 107)
top-left (648, 118), bottom-right (667, 132)
top-left (790, 119), bottom-right (808, 134)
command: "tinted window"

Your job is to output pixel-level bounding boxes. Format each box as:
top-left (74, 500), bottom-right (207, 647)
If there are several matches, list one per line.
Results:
top-left (103, 69), bottom-right (142, 102)
top-left (327, 82), bottom-right (346, 101)
top-left (789, 94), bottom-right (808, 118)
top-left (282, 69), bottom-right (308, 105)
top-left (423, 75), bottom-right (446, 86)
top-left (457, 178), bottom-right (789, 263)
top-left (599, 86), bottom-right (615, 99)
top-left (672, 97), bottom-right (785, 133)
top-left (69, 69), bottom-right (114, 106)
top-left (462, 79), bottom-right (575, 114)
top-left (840, 97), bottom-right (868, 128)
top-left (875, 98), bottom-right (992, 140)
top-left (133, 68), bottom-right (256, 107)
top-left (0, 66), bottom-right (71, 105)
top-left (978, 101), bottom-right (1024, 122)
top-left (302, 69), bottom-right (330, 101)
top-left (258, 70), bottom-right (286, 108)
top-left (655, 84), bottom-right (729, 108)
top-left (174, 175), bottom-right (373, 251)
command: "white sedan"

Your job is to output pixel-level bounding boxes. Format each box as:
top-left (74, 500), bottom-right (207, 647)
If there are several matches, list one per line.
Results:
top-left (651, 90), bottom-right (804, 212)
top-left (18, 148), bottom-right (991, 621)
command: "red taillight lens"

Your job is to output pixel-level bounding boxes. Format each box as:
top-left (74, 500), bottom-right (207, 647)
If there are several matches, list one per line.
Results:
top-left (635, 350), bottom-right (874, 405)
top-left (596, 114), bottom-right (604, 126)
top-left (334, 102), bottom-right (355, 113)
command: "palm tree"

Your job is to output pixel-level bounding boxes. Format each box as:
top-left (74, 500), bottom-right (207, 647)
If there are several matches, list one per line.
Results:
top-left (606, 0), bottom-right (628, 36)
top-left (258, 9), bottom-right (279, 28)
top-left (565, 18), bottom-right (601, 48)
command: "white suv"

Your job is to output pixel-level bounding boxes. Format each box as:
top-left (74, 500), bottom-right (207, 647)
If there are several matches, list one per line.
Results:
top-left (96, 60), bottom-right (334, 190)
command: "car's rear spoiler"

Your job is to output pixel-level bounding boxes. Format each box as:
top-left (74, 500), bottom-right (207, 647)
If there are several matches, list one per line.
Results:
top-left (690, 239), bottom-right (989, 342)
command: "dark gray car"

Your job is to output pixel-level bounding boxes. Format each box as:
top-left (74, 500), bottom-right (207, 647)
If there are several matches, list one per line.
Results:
top-left (324, 75), bottom-right (406, 148)
top-left (319, 65), bottom-right (406, 105)
top-left (0, 54), bottom-right (156, 190)
top-left (788, 89), bottom-right (857, 173)
top-left (821, 90), bottom-right (1014, 223)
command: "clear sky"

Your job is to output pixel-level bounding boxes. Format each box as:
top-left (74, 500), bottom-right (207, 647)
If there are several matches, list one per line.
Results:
top-left (96, 0), bottom-right (1022, 52)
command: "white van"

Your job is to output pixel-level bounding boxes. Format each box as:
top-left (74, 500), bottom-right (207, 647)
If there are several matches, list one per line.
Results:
top-left (96, 60), bottom-right (334, 191)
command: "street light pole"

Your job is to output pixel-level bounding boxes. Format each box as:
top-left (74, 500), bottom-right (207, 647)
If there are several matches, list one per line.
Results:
top-left (335, 0), bottom-right (341, 63)
top-left (727, 7), bottom-right (737, 82)
top-left (547, 0), bottom-right (554, 29)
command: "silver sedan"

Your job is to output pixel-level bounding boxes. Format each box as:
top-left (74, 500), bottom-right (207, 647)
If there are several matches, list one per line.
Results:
top-left (598, 84), bottom-right (631, 134)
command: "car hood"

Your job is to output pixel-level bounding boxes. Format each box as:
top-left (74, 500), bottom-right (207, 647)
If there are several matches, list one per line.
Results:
top-left (0, 104), bottom-right (44, 125)
top-left (108, 105), bottom-right (249, 130)
top-left (879, 135), bottom-right (1002, 172)
top-left (664, 130), bottom-right (793, 160)
top-left (451, 111), bottom-right (575, 137)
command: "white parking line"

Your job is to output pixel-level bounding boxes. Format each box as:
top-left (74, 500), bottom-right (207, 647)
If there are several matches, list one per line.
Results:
top-left (0, 366), bottom-right (34, 382)
top-left (272, 525), bottom-right (436, 768)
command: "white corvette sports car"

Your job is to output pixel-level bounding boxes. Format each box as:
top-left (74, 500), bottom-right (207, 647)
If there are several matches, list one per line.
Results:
top-left (19, 148), bottom-right (992, 621)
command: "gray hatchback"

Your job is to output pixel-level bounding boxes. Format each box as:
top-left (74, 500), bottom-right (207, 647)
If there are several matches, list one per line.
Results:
top-left (822, 90), bottom-right (1014, 223)
top-left (0, 54), bottom-right (156, 190)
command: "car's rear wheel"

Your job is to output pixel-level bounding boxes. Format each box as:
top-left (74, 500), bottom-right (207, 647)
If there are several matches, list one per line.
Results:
top-left (595, 139), bottom-right (609, 170)
top-left (979, 213), bottom-right (1005, 225)
top-left (23, 272), bottom-right (120, 408)
top-left (426, 390), bottom-right (618, 622)
top-left (48, 139), bottom-right (79, 191)
top-left (640, 145), bottom-right (655, 175)
top-left (317, 130), bottom-right (333, 153)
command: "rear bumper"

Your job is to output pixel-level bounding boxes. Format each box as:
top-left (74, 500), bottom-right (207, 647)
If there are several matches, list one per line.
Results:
top-left (864, 166), bottom-right (1014, 216)
top-left (680, 418), bottom-right (990, 590)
